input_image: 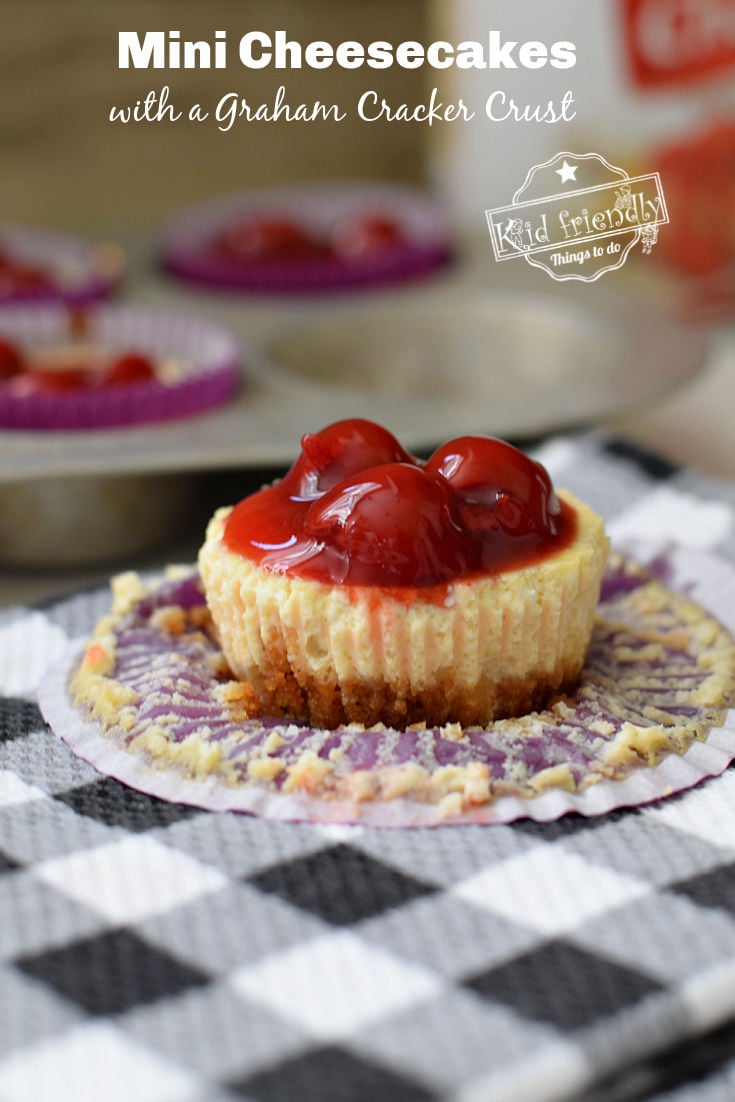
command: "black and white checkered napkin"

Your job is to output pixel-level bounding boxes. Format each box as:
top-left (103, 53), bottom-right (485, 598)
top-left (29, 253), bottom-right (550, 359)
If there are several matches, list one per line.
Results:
top-left (2, 432), bottom-right (735, 1102)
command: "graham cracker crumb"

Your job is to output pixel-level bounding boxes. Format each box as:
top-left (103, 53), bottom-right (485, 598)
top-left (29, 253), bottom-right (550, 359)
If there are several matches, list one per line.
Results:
top-left (437, 793), bottom-right (463, 819)
top-left (248, 757), bottom-right (286, 781)
top-left (381, 763), bottom-right (427, 800)
top-left (110, 572), bottom-right (149, 617)
top-left (345, 770), bottom-right (378, 802)
top-left (282, 750), bottom-right (333, 794)
top-left (150, 606), bottom-right (188, 637)
top-left (528, 762), bottom-right (576, 794)
top-left (263, 731), bottom-right (286, 755)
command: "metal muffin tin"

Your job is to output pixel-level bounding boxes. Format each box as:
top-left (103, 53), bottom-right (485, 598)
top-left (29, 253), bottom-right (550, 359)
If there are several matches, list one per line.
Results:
top-left (0, 261), bottom-right (708, 566)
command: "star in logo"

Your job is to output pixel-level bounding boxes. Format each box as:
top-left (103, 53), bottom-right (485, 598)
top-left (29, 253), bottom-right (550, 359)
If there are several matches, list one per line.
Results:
top-left (555, 160), bottom-right (578, 184)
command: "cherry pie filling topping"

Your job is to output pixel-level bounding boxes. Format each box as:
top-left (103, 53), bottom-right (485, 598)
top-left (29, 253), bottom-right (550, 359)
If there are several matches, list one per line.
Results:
top-left (217, 214), bottom-right (407, 265)
top-left (0, 335), bottom-right (156, 395)
top-left (0, 248), bottom-right (55, 298)
top-left (223, 419), bottom-right (576, 588)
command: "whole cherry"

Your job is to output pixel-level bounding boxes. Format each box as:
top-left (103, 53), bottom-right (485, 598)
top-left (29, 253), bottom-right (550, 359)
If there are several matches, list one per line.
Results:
top-left (303, 461), bottom-right (479, 586)
top-left (283, 418), bottom-right (416, 500)
top-left (0, 337), bottom-right (25, 381)
top-left (426, 435), bottom-right (560, 537)
top-left (99, 352), bottom-right (155, 387)
top-left (0, 261), bottom-right (52, 298)
top-left (5, 366), bottom-right (90, 396)
top-left (332, 215), bottom-right (405, 259)
top-left (221, 216), bottom-right (323, 261)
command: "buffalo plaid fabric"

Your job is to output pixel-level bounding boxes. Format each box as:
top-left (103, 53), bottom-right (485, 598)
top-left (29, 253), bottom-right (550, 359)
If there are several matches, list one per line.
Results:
top-left (1, 432), bottom-right (735, 1102)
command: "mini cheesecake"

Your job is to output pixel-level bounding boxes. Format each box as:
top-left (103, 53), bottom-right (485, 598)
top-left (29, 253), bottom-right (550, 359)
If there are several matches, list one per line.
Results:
top-left (0, 336), bottom-right (157, 394)
top-left (199, 419), bottom-right (609, 728)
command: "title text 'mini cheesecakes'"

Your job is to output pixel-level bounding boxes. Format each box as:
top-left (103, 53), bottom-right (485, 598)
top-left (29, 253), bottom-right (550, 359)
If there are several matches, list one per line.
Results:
top-left (199, 419), bottom-right (609, 728)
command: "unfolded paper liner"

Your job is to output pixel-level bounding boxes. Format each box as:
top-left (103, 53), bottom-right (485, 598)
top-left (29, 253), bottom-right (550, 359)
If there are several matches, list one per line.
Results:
top-left (0, 304), bottom-right (241, 430)
top-left (38, 541), bottom-right (735, 827)
top-left (0, 223), bottom-right (121, 305)
top-left (160, 182), bottom-right (452, 293)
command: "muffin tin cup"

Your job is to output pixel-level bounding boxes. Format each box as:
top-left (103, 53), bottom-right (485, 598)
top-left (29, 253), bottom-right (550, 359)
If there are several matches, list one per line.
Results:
top-left (0, 304), bottom-right (241, 431)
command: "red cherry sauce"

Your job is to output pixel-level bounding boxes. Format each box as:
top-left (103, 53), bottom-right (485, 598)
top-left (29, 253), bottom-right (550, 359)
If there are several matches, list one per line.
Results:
top-left (223, 419), bottom-right (577, 591)
top-left (0, 249), bottom-right (54, 299)
top-left (218, 216), bottom-right (328, 263)
top-left (0, 337), bottom-right (24, 381)
top-left (0, 331), bottom-right (156, 395)
top-left (332, 215), bottom-right (405, 259)
top-left (97, 353), bottom-right (156, 387)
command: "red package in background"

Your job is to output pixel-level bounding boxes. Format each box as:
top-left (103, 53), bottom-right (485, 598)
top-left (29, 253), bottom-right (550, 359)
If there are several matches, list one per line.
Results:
top-left (621, 0), bottom-right (735, 291)
top-left (622, 0), bottom-right (735, 88)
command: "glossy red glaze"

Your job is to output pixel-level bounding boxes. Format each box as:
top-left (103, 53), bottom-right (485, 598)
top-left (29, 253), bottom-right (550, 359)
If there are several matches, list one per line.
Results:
top-left (0, 337), bottom-right (157, 395)
top-left (0, 251), bottom-right (53, 298)
top-left (425, 435), bottom-right (561, 534)
top-left (6, 366), bottom-right (90, 396)
top-left (219, 216), bottom-right (327, 262)
top-left (302, 463), bottom-right (475, 586)
top-left (282, 418), bottom-right (415, 500)
top-left (223, 419), bottom-right (576, 588)
top-left (332, 215), bottom-right (405, 258)
top-left (99, 352), bottom-right (155, 387)
top-left (0, 337), bottom-right (25, 380)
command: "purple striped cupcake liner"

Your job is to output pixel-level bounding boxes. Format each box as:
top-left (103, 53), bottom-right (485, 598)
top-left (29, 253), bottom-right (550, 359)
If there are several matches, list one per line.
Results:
top-left (39, 543), bottom-right (735, 827)
top-left (0, 224), bottom-right (122, 305)
top-left (160, 182), bottom-right (452, 294)
top-left (0, 305), bottom-right (241, 431)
